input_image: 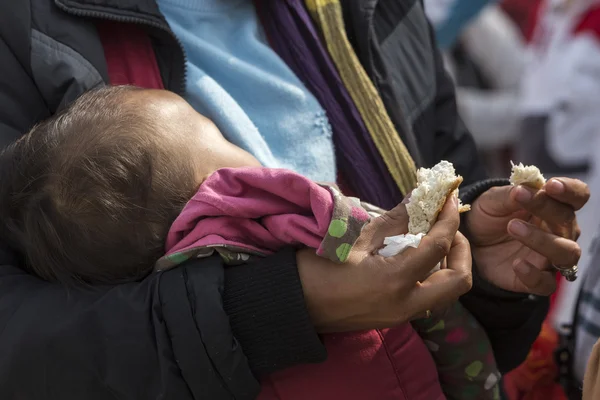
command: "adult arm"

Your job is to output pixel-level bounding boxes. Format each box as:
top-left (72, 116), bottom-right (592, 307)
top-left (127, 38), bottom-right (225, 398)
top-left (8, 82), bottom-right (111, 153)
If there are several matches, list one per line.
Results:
top-left (0, 243), bottom-right (324, 399)
top-left (0, 33), bottom-right (325, 399)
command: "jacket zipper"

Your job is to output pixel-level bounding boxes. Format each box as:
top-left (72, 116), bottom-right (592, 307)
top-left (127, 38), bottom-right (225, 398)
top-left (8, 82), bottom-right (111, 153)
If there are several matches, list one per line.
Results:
top-left (53, 1), bottom-right (187, 95)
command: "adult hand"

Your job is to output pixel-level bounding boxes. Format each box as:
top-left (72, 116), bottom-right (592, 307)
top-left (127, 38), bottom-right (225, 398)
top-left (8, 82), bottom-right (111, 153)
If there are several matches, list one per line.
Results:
top-left (466, 177), bottom-right (590, 296)
top-left (298, 196), bottom-right (472, 333)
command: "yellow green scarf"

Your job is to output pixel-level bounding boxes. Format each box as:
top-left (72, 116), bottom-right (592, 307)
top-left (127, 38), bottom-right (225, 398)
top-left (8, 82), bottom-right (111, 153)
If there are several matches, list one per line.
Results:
top-left (305, 0), bottom-right (418, 194)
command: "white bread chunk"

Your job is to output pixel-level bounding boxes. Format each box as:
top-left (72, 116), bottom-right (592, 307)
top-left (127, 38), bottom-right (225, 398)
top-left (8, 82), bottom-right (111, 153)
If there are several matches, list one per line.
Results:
top-left (509, 161), bottom-right (546, 189)
top-left (406, 160), bottom-right (470, 235)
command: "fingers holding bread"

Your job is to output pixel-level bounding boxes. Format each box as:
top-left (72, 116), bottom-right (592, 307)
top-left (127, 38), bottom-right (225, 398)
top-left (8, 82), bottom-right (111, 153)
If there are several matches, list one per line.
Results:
top-left (507, 219), bottom-right (582, 269)
top-left (413, 231), bottom-right (473, 310)
top-left (366, 202), bottom-right (411, 251)
top-left (402, 194), bottom-right (462, 280)
top-left (511, 186), bottom-right (577, 228)
top-left (381, 161), bottom-right (471, 280)
top-left (543, 177), bottom-right (590, 211)
top-left (510, 163), bottom-right (583, 240)
top-left (405, 161), bottom-right (469, 235)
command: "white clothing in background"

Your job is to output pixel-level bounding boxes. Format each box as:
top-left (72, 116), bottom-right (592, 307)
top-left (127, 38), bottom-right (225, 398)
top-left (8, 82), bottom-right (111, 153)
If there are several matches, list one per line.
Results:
top-left (449, 5), bottom-right (526, 150)
top-left (520, 0), bottom-right (600, 167)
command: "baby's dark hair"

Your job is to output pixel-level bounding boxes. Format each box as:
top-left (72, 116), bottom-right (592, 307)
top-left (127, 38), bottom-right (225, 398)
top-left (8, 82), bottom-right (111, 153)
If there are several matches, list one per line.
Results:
top-left (0, 86), bottom-right (198, 284)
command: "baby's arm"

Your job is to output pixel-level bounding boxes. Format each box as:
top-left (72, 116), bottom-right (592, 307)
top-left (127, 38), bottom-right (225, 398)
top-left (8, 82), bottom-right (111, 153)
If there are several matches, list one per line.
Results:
top-left (413, 303), bottom-right (501, 400)
top-left (314, 186), bottom-right (372, 263)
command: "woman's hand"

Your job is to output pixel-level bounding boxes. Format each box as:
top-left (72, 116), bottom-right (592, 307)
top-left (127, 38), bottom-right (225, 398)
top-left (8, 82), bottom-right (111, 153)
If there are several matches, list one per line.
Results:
top-left (297, 196), bottom-right (472, 333)
top-left (466, 177), bottom-right (589, 296)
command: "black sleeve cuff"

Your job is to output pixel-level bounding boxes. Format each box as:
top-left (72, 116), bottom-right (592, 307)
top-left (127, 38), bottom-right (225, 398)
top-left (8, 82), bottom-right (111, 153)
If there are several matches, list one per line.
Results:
top-left (458, 178), bottom-right (549, 372)
top-left (223, 248), bottom-right (327, 375)
top-left (459, 178), bottom-right (510, 206)
top-left (460, 282), bottom-right (549, 373)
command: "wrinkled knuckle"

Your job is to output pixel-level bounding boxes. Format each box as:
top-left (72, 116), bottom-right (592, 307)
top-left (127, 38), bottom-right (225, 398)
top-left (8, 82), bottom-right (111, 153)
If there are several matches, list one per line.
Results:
top-left (376, 214), bottom-right (392, 228)
top-left (433, 236), bottom-right (452, 258)
top-left (379, 212), bottom-right (403, 229)
top-left (390, 205), bottom-right (406, 217)
top-left (448, 215), bottom-right (461, 231)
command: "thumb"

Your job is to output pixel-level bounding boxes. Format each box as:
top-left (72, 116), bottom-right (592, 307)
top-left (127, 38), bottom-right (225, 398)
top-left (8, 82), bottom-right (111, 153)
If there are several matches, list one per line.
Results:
top-left (475, 185), bottom-right (523, 217)
top-left (367, 202), bottom-right (410, 245)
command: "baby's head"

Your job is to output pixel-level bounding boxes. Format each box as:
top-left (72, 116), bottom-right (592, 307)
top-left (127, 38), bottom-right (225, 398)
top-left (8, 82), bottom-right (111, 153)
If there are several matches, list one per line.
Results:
top-left (0, 86), bottom-right (259, 284)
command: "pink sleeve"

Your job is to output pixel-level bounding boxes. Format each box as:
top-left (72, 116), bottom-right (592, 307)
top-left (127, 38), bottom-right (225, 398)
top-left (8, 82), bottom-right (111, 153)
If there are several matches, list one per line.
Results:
top-left (165, 168), bottom-right (336, 256)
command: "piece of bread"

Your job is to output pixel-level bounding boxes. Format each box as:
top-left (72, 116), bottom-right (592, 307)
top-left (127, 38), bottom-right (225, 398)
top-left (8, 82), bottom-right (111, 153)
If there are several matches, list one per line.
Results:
top-left (406, 160), bottom-right (470, 235)
top-left (509, 161), bottom-right (546, 189)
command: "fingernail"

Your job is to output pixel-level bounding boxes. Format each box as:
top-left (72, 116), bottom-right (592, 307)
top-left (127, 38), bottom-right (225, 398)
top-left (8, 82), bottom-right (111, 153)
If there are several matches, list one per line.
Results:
top-left (515, 262), bottom-right (532, 275)
top-left (515, 186), bottom-right (533, 203)
top-left (547, 179), bottom-right (565, 194)
top-left (508, 220), bottom-right (529, 237)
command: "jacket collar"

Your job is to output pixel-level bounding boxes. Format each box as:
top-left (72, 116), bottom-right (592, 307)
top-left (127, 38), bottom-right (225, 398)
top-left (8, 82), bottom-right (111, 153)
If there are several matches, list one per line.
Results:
top-left (54, 0), bottom-right (165, 24)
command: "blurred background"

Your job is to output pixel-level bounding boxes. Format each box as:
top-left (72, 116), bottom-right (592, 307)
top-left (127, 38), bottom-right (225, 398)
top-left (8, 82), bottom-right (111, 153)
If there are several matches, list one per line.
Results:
top-left (423, 0), bottom-right (600, 398)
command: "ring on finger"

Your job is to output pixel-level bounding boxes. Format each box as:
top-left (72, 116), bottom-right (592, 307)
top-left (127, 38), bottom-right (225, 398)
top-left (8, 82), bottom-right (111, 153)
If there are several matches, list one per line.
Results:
top-left (553, 264), bottom-right (578, 282)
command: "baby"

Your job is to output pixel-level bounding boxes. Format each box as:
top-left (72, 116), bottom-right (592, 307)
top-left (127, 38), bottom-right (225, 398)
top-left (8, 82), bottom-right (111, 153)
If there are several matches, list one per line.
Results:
top-left (0, 86), bottom-right (500, 399)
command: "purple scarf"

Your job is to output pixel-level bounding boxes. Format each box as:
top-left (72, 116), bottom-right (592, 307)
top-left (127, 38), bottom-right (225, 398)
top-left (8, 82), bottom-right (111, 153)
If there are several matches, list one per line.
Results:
top-left (255, 0), bottom-right (402, 209)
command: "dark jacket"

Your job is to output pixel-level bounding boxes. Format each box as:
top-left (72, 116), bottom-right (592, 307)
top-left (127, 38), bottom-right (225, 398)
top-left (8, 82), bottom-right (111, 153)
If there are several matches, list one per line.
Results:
top-left (0, 0), bottom-right (548, 399)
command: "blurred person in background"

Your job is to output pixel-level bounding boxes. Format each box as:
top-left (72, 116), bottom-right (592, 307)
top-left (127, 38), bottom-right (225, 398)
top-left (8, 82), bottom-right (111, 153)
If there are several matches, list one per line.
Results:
top-left (449, 4), bottom-right (526, 177)
top-left (517, 5), bottom-right (600, 397)
top-left (501, 0), bottom-right (544, 38)
top-left (565, 114), bottom-right (600, 400)
top-left (424, 0), bottom-right (496, 50)
top-left (426, 1), bottom-right (600, 398)
top-left (424, 0), bottom-right (527, 177)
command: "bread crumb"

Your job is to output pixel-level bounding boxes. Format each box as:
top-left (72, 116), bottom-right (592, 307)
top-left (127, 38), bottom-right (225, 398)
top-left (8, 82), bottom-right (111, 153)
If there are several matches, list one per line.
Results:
top-left (509, 161), bottom-right (546, 189)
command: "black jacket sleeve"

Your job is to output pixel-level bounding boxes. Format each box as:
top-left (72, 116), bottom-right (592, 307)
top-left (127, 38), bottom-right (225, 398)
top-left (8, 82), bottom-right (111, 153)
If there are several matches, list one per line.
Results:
top-left (428, 36), bottom-right (487, 187)
top-left (0, 245), bottom-right (325, 399)
top-left (459, 181), bottom-right (550, 373)
top-left (0, 30), bottom-right (325, 400)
